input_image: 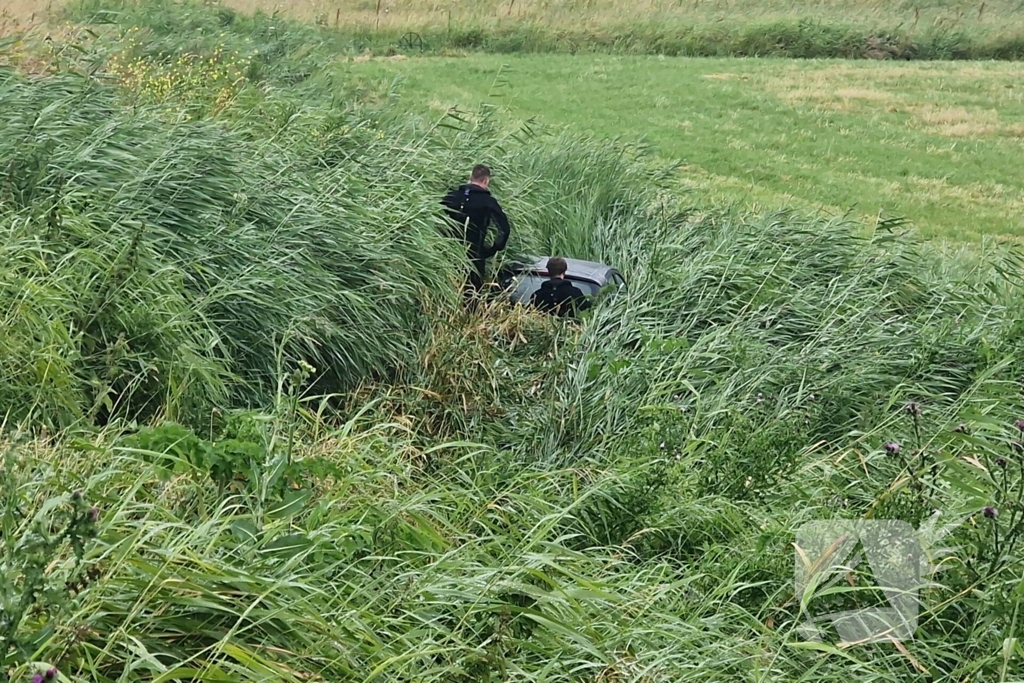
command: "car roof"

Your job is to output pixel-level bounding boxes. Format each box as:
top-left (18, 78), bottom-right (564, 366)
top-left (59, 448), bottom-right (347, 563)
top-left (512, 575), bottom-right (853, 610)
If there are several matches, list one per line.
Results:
top-left (518, 255), bottom-right (617, 281)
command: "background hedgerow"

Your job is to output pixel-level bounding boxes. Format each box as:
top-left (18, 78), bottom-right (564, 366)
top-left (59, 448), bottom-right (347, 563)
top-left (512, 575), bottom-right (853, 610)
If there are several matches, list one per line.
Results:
top-left (58, 0), bottom-right (1024, 61)
top-left (1, 1), bottom-right (1024, 682)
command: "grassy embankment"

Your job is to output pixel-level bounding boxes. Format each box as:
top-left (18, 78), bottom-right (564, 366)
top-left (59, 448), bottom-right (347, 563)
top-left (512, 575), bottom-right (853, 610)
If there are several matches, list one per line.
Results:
top-left (2, 1), bottom-right (1024, 682)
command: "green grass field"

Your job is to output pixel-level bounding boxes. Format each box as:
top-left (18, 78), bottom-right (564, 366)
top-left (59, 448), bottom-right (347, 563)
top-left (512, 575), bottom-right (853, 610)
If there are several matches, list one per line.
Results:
top-left (3, 1), bottom-right (1024, 681)
top-left (349, 54), bottom-right (1024, 241)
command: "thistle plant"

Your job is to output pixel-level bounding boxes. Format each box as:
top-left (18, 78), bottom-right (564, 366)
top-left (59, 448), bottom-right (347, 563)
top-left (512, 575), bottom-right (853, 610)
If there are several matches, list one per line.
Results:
top-left (974, 419), bottom-right (1024, 577)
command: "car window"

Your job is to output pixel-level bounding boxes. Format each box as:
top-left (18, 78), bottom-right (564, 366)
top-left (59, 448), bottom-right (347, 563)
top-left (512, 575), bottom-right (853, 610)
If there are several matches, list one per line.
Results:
top-left (568, 278), bottom-right (600, 296)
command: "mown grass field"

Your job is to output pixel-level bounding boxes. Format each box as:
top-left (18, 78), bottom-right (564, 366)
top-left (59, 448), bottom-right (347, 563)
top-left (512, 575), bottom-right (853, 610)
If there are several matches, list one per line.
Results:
top-left (2, 1), bottom-right (1024, 682)
top-left (349, 54), bottom-right (1024, 241)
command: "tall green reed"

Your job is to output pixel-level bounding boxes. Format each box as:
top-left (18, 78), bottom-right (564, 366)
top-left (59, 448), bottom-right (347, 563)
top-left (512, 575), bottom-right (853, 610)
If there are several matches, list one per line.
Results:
top-left (3, 5), bottom-right (1024, 681)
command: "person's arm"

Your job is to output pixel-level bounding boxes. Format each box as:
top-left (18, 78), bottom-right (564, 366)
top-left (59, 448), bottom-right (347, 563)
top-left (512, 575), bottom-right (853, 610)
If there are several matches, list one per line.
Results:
top-left (440, 187), bottom-right (459, 211)
top-left (440, 188), bottom-right (467, 238)
top-left (485, 197), bottom-right (511, 257)
top-left (572, 286), bottom-right (592, 313)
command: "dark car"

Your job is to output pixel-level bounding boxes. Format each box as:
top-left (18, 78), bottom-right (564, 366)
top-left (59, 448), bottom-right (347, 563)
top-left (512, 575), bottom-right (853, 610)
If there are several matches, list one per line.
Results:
top-left (496, 256), bottom-right (627, 307)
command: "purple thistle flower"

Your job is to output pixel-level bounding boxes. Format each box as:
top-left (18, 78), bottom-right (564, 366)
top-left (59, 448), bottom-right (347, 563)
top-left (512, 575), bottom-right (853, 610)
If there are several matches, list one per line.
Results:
top-left (88, 507), bottom-right (99, 522)
top-left (32, 674), bottom-right (44, 683)
top-left (884, 442), bottom-right (900, 455)
top-left (983, 506), bottom-right (998, 519)
top-left (45, 668), bottom-right (57, 681)
top-left (906, 402), bottom-right (921, 417)
top-left (1015, 419), bottom-right (1024, 432)
top-left (72, 490), bottom-right (82, 501)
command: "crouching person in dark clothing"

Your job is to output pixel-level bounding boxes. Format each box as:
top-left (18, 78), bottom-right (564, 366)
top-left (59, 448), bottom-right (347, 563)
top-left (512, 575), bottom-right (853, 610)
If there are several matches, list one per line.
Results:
top-left (531, 257), bottom-right (592, 317)
top-left (440, 164), bottom-right (511, 305)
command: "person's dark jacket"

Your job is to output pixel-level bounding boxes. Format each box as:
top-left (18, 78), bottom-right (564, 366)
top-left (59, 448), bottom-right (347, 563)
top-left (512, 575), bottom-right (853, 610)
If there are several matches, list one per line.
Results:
top-left (440, 183), bottom-right (511, 269)
top-left (530, 278), bottom-right (592, 317)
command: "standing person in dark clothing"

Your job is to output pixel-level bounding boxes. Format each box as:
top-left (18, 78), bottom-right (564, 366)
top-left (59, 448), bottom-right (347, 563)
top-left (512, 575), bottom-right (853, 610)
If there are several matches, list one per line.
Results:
top-left (440, 164), bottom-right (511, 301)
top-left (530, 257), bottom-right (592, 318)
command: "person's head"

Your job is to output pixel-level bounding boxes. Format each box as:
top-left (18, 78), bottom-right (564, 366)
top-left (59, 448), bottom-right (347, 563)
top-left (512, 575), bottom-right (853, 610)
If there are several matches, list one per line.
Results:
top-left (469, 164), bottom-right (491, 188)
top-left (546, 257), bottom-right (568, 279)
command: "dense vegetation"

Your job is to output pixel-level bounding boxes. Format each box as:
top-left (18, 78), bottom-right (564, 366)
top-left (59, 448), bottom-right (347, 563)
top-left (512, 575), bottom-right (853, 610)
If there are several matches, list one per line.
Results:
top-left (2, 1), bottom-right (1024, 681)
